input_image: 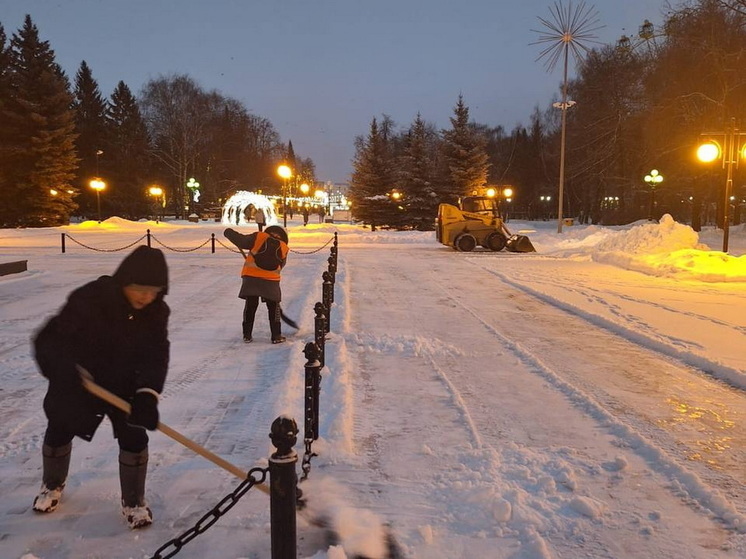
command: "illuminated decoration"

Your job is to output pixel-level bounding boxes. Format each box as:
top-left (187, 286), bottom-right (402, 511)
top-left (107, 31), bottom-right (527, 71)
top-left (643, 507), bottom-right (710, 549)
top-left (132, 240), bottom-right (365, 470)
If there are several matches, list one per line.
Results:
top-left (221, 191), bottom-right (278, 226)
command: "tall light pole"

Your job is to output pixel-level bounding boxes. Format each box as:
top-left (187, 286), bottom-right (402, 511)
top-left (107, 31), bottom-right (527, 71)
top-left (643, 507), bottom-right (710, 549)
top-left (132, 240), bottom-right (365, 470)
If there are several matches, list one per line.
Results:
top-left (643, 169), bottom-right (663, 221)
top-left (89, 178), bottom-right (106, 223)
top-left (533, 1), bottom-right (601, 233)
top-left (277, 164), bottom-right (292, 228)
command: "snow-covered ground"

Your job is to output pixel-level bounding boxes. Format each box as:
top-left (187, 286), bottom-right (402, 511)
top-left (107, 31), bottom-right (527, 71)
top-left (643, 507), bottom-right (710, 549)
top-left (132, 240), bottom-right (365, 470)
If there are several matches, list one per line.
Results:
top-left (0, 214), bottom-right (744, 559)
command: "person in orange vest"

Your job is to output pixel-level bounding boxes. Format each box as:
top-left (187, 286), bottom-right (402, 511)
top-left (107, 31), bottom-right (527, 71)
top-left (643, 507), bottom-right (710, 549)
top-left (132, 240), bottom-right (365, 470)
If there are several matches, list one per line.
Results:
top-left (224, 225), bottom-right (289, 343)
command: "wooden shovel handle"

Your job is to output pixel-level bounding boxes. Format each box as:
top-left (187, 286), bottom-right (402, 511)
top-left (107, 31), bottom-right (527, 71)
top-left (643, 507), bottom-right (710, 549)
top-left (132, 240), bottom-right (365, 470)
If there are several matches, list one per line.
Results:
top-left (76, 365), bottom-right (269, 494)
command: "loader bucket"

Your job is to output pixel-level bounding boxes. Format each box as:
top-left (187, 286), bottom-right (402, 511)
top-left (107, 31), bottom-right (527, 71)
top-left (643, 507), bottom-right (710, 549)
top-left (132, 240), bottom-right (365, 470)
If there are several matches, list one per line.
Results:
top-left (505, 234), bottom-right (536, 253)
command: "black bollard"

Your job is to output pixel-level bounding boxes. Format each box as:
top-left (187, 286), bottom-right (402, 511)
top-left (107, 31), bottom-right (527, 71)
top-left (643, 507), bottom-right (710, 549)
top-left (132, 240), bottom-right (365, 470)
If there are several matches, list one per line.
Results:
top-left (313, 302), bottom-right (327, 367)
top-left (269, 416), bottom-right (299, 559)
top-left (211, 233), bottom-right (215, 253)
top-left (327, 256), bottom-right (336, 292)
top-left (61, 233), bottom-right (66, 254)
top-left (303, 342), bottom-right (322, 442)
top-left (146, 229), bottom-right (151, 247)
top-left (322, 272), bottom-right (333, 334)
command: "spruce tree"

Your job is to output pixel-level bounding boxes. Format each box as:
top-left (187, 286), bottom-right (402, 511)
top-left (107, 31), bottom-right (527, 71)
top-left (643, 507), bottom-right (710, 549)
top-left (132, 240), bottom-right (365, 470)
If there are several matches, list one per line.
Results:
top-left (0, 25), bottom-right (13, 223)
top-left (441, 95), bottom-right (490, 200)
top-left (73, 60), bottom-right (109, 218)
top-left (397, 113), bottom-right (440, 230)
top-left (3, 15), bottom-right (78, 226)
top-left (106, 81), bottom-right (152, 219)
top-left (349, 117), bottom-right (395, 229)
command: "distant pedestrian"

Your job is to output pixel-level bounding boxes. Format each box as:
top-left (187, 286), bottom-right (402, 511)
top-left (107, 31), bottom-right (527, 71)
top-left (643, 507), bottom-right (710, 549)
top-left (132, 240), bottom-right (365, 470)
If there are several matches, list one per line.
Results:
top-left (254, 207), bottom-right (266, 231)
top-left (319, 206), bottom-right (326, 223)
top-left (224, 225), bottom-right (289, 344)
top-left (302, 206), bottom-right (309, 226)
top-left (32, 246), bottom-right (170, 530)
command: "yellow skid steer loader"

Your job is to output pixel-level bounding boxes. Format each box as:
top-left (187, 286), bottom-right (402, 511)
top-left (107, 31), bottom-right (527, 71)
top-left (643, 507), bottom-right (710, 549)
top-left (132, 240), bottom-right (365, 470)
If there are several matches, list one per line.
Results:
top-left (436, 196), bottom-right (536, 252)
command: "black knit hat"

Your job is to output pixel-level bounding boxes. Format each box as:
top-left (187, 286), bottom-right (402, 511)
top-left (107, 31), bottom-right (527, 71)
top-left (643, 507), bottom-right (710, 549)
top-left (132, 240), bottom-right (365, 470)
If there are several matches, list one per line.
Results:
top-left (265, 225), bottom-right (289, 244)
top-left (113, 246), bottom-right (169, 294)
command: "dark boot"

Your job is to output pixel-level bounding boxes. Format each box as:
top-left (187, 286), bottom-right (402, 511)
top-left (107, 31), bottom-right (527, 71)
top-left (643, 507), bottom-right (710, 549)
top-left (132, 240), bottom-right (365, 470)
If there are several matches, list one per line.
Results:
top-left (119, 448), bottom-right (153, 528)
top-left (268, 301), bottom-right (284, 343)
top-left (119, 449), bottom-right (148, 507)
top-left (242, 297), bottom-right (259, 342)
top-left (33, 442), bottom-right (72, 512)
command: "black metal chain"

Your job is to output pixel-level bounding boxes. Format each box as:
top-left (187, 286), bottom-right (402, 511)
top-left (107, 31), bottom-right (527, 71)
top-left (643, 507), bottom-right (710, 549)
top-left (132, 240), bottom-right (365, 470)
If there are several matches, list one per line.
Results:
top-left (63, 233), bottom-right (147, 252)
top-left (149, 467), bottom-right (268, 559)
top-left (300, 439), bottom-right (316, 481)
top-left (289, 235), bottom-right (335, 255)
top-left (150, 235), bottom-right (212, 253)
top-left (214, 237), bottom-right (243, 254)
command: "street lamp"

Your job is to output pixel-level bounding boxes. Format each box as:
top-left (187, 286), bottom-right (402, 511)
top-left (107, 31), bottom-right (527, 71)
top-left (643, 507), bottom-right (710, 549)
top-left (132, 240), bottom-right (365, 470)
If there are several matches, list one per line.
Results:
top-left (696, 117), bottom-right (746, 252)
top-left (643, 169), bottom-right (663, 221)
top-left (149, 186), bottom-right (164, 223)
top-left (89, 178), bottom-right (106, 223)
top-left (277, 164), bottom-right (292, 227)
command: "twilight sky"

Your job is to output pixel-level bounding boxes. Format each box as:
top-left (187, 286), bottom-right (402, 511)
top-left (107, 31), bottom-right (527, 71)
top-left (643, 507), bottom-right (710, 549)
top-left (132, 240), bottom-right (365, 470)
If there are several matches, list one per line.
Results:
top-left (1, 0), bottom-right (667, 184)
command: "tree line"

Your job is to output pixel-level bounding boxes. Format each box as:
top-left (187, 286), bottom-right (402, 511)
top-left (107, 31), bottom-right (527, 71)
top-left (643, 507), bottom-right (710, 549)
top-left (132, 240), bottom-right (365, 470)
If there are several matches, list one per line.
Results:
top-left (0, 14), bottom-right (315, 226)
top-left (349, 0), bottom-right (746, 231)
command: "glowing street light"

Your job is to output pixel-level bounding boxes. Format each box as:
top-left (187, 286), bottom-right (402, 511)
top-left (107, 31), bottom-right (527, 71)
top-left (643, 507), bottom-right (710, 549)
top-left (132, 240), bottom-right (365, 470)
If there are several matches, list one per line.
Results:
top-left (277, 164), bottom-right (292, 227)
top-left (149, 185), bottom-right (165, 223)
top-left (644, 169), bottom-right (663, 221)
top-left (89, 178), bottom-right (106, 223)
top-left (696, 117), bottom-right (746, 252)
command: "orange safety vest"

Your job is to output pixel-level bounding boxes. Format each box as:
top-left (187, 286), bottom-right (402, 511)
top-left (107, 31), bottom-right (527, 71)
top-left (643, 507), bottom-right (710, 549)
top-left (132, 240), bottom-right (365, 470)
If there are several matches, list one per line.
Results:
top-left (240, 231), bottom-right (288, 281)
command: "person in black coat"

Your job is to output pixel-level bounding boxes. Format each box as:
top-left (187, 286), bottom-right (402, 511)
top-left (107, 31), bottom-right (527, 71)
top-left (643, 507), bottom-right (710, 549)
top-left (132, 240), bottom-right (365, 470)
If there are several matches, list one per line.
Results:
top-left (32, 245), bottom-right (170, 529)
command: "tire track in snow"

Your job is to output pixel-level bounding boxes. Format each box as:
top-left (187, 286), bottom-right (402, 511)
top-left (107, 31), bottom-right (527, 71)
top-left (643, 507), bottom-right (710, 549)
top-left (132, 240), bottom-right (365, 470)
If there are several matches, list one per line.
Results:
top-left (480, 265), bottom-right (746, 391)
top-left (435, 273), bottom-right (746, 533)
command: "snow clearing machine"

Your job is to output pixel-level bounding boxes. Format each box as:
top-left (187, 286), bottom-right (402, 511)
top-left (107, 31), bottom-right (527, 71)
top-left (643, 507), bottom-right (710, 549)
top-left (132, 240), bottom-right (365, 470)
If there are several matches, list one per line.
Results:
top-left (436, 195), bottom-right (536, 252)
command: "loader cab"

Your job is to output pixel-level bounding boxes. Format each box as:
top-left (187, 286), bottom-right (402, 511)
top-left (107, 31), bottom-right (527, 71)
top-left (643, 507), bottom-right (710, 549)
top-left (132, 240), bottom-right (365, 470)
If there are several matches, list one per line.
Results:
top-left (460, 196), bottom-right (500, 217)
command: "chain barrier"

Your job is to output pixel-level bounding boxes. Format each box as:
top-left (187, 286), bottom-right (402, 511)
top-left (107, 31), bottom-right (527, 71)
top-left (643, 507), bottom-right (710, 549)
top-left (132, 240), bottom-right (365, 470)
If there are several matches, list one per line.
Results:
top-left (62, 232), bottom-right (334, 256)
top-left (214, 237), bottom-right (243, 254)
top-left (150, 234), bottom-right (212, 253)
top-left (63, 233), bottom-right (147, 252)
top-left (149, 467), bottom-right (268, 559)
top-left (288, 235), bottom-right (335, 255)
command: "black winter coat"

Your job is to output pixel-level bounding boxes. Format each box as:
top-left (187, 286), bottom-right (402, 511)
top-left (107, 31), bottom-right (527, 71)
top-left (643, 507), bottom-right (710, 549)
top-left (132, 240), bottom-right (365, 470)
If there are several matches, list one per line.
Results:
top-left (34, 276), bottom-right (170, 441)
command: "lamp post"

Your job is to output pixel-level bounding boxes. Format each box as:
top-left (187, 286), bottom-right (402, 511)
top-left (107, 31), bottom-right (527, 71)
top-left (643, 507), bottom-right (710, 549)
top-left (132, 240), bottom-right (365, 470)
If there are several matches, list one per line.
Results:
top-left (696, 117), bottom-right (746, 252)
top-left (277, 164), bottom-right (292, 228)
top-left (643, 169), bottom-right (663, 221)
top-left (149, 186), bottom-right (164, 223)
top-left (89, 178), bottom-right (106, 223)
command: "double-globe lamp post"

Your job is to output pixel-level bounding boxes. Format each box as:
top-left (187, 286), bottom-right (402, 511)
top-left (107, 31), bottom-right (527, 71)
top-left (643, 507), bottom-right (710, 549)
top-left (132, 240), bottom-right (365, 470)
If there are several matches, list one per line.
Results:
top-left (277, 164), bottom-right (292, 228)
top-left (89, 178), bottom-right (106, 223)
top-left (643, 169), bottom-right (663, 221)
top-left (697, 117), bottom-right (746, 253)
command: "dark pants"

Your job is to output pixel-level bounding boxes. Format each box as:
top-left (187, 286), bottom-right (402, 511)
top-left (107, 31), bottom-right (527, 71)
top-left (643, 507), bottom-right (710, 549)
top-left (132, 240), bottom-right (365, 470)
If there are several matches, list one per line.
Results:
top-left (242, 296), bottom-right (281, 339)
top-left (44, 406), bottom-right (149, 454)
top-left (257, 223), bottom-right (264, 231)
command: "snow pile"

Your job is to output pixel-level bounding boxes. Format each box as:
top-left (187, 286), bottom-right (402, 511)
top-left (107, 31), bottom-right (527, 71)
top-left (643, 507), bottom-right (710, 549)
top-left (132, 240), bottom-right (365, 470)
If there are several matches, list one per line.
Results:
top-left (527, 214), bottom-right (746, 282)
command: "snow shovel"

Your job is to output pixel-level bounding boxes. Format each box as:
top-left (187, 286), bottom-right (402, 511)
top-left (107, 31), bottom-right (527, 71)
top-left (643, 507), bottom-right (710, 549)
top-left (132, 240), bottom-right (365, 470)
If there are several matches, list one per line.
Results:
top-left (502, 223), bottom-right (536, 253)
top-left (78, 367), bottom-right (403, 557)
top-left (237, 247), bottom-right (299, 330)
top-left (76, 365), bottom-right (269, 495)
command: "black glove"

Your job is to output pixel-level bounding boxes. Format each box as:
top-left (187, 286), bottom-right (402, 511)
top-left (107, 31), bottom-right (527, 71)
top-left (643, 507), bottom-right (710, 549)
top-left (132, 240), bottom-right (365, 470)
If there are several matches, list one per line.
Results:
top-left (127, 390), bottom-right (159, 430)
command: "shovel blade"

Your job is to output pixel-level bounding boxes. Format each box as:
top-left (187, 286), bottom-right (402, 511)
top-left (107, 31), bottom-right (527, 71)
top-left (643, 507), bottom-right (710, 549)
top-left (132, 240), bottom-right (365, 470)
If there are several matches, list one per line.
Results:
top-left (505, 234), bottom-right (536, 253)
